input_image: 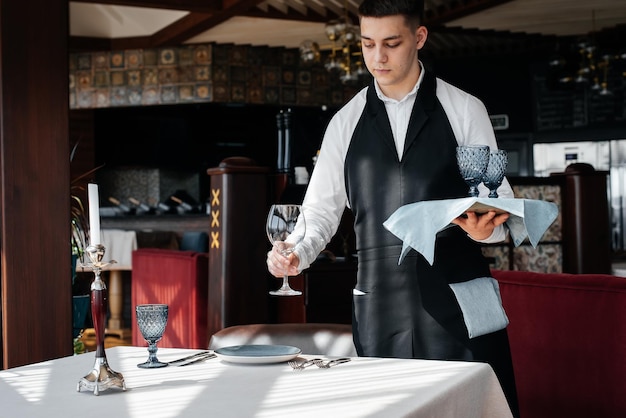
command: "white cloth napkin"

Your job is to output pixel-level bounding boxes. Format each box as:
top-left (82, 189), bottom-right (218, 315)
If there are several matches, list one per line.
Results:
top-left (449, 277), bottom-right (509, 338)
top-left (100, 229), bottom-right (138, 269)
top-left (383, 197), bottom-right (558, 265)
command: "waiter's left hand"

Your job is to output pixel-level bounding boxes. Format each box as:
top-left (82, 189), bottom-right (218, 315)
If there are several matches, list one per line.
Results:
top-left (451, 210), bottom-right (509, 240)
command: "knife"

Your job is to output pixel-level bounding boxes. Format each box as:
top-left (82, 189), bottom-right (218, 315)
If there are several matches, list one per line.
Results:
top-left (167, 351), bottom-right (215, 366)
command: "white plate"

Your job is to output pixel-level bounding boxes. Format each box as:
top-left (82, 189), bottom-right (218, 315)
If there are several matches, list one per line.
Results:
top-left (214, 344), bottom-right (302, 364)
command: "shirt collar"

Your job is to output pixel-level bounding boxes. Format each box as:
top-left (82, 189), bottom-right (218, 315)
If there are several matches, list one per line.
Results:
top-left (374, 61), bottom-right (425, 104)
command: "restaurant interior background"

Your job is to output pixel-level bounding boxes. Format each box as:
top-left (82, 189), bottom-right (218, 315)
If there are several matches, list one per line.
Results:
top-left (2, 0), bottom-right (626, 368)
top-left (68, 0), bottom-right (626, 258)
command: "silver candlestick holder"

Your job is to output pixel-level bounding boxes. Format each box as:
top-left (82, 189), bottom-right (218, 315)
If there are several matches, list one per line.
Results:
top-left (77, 244), bottom-right (126, 395)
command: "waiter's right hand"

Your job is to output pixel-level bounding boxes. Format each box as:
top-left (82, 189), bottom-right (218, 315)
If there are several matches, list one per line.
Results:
top-left (266, 245), bottom-right (300, 278)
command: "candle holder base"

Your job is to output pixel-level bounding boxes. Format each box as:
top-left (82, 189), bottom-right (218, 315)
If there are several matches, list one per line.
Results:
top-left (77, 356), bottom-right (126, 396)
top-left (76, 243), bottom-right (124, 396)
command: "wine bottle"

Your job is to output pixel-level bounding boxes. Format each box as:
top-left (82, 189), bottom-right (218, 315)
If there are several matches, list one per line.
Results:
top-left (108, 197), bottom-right (133, 215)
top-left (128, 197), bottom-right (153, 214)
top-left (170, 195), bottom-right (194, 213)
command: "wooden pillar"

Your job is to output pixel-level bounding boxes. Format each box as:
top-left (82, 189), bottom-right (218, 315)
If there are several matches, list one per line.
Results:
top-left (0, 0), bottom-right (71, 368)
top-left (553, 164), bottom-right (612, 274)
top-left (206, 157), bottom-right (270, 338)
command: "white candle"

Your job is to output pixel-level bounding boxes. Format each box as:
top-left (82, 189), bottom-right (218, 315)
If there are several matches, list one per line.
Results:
top-left (88, 183), bottom-right (101, 246)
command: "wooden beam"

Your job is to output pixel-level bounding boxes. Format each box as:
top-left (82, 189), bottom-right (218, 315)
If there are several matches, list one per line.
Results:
top-left (67, 0), bottom-right (525, 51)
top-left (148, 0), bottom-right (268, 46)
top-left (71, 0), bottom-right (222, 13)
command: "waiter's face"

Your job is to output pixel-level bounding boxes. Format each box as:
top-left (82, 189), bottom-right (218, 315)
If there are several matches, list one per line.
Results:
top-left (360, 15), bottom-right (427, 99)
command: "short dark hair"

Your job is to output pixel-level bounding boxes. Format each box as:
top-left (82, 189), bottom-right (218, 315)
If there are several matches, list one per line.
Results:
top-left (358, 0), bottom-right (424, 30)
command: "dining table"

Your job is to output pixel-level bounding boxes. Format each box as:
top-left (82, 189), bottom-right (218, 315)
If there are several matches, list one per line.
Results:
top-left (0, 346), bottom-right (513, 418)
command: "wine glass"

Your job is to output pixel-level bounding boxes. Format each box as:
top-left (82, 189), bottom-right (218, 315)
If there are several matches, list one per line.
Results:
top-left (456, 145), bottom-right (490, 197)
top-left (483, 150), bottom-right (508, 198)
top-left (136, 304), bottom-right (169, 368)
top-left (266, 204), bottom-right (305, 296)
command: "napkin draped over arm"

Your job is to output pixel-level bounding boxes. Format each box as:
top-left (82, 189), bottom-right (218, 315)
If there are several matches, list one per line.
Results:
top-left (383, 197), bottom-right (558, 265)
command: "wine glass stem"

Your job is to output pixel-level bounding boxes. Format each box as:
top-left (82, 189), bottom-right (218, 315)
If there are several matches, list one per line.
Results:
top-left (147, 341), bottom-right (159, 363)
top-left (279, 275), bottom-right (292, 291)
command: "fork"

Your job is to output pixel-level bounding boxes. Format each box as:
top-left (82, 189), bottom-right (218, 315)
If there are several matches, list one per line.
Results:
top-left (313, 358), bottom-right (351, 369)
top-left (288, 358), bottom-right (321, 371)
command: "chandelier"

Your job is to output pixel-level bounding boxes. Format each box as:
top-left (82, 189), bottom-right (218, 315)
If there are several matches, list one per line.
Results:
top-left (550, 41), bottom-right (626, 96)
top-left (299, 11), bottom-right (368, 84)
top-left (548, 12), bottom-right (626, 97)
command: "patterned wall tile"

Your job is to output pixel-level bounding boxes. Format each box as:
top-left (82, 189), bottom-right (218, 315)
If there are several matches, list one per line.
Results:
top-left (513, 244), bottom-right (562, 273)
top-left (195, 66), bottom-right (211, 81)
top-left (195, 83), bottom-right (212, 101)
top-left (94, 71), bottom-right (110, 87)
top-left (144, 49), bottom-right (158, 67)
top-left (110, 52), bottom-right (125, 69)
top-left (194, 45), bottom-right (211, 64)
top-left (178, 84), bottom-right (195, 101)
top-left (110, 71), bottom-right (126, 86)
top-left (159, 48), bottom-right (177, 66)
top-left (212, 83), bottom-right (229, 102)
top-left (231, 83), bottom-right (246, 102)
top-left (143, 68), bottom-right (159, 86)
top-left (125, 50), bottom-right (143, 68)
top-left (76, 71), bottom-right (92, 90)
top-left (77, 90), bottom-right (95, 108)
top-left (248, 86), bottom-right (263, 103)
top-left (178, 47), bottom-right (194, 66)
top-left (77, 54), bottom-right (92, 70)
top-left (95, 89), bottom-right (110, 107)
top-left (127, 70), bottom-right (141, 86)
top-left (482, 245), bottom-right (510, 270)
top-left (111, 87), bottom-right (128, 106)
top-left (69, 42), bottom-right (370, 109)
top-left (128, 87), bottom-right (143, 105)
top-left (142, 87), bottom-right (159, 105)
top-left (93, 52), bottom-right (109, 69)
top-left (158, 68), bottom-right (179, 84)
top-left (213, 64), bottom-right (230, 84)
top-left (160, 86), bottom-right (178, 103)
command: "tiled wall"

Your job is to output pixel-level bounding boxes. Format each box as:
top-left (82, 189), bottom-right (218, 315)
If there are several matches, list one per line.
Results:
top-left (483, 183), bottom-right (563, 273)
top-left (69, 43), bottom-right (368, 109)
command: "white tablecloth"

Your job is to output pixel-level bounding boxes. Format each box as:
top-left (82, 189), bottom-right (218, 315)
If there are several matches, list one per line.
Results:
top-left (0, 346), bottom-right (512, 418)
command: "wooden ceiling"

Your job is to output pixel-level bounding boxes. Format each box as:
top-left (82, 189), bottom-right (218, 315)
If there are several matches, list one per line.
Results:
top-left (69, 0), bottom-right (626, 56)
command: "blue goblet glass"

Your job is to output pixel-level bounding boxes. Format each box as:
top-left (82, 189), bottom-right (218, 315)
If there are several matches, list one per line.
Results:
top-left (456, 145), bottom-right (490, 197)
top-left (483, 150), bottom-right (508, 198)
top-left (136, 304), bottom-right (169, 368)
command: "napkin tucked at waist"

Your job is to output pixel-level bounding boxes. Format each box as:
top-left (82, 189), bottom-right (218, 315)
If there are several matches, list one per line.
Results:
top-left (100, 229), bottom-right (138, 269)
top-left (382, 197), bottom-right (558, 265)
top-left (449, 277), bottom-right (509, 338)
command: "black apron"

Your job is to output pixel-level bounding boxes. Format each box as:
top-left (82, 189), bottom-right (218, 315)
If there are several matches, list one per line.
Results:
top-left (344, 72), bottom-right (519, 416)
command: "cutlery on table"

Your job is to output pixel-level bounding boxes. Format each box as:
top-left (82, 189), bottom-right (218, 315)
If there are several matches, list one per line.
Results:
top-left (288, 358), bottom-right (322, 371)
top-left (313, 358), bottom-right (351, 368)
top-left (167, 351), bottom-right (215, 366)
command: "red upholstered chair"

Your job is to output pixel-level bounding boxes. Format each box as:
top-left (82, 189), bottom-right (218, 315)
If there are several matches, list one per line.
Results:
top-left (132, 248), bottom-right (209, 349)
top-left (493, 269), bottom-right (626, 418)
